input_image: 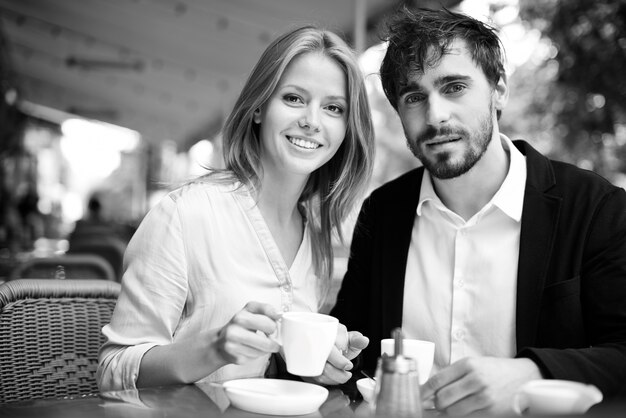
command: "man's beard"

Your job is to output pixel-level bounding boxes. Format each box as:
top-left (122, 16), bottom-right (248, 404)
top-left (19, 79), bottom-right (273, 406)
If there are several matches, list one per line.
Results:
top-left (407, 108), bottom-right (494, 180)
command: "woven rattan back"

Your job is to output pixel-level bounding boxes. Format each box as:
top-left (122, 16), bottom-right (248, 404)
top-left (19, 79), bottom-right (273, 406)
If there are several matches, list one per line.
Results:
top-left (0, 279), bottom-right (120, 404)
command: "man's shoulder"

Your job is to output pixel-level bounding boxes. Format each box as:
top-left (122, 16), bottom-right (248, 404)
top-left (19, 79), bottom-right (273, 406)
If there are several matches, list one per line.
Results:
top-left (369, 167), bottom-right (425, 200)
top-left (551, 159), bottom-right (617, 188)
top-left (516, 139), bottom-right (621, 194)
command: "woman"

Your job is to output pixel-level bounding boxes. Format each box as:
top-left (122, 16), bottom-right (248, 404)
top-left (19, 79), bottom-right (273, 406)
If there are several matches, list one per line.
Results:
top-left (97, 25), bottom-right (375, 391)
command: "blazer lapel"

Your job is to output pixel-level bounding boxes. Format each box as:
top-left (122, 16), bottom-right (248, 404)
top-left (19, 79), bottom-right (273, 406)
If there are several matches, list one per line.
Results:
top-left (380, 169), bottom-right (424, 340)
top-left (514, 141), bottom-right (562, 350)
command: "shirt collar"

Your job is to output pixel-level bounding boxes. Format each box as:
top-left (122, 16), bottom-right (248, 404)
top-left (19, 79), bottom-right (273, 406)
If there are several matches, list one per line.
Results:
top-left (491, 134), bottom-right (527, 221)
top-left (416, 169), bottom-right (440, 216)
top-left (416, 134), bottom-right (527, 222)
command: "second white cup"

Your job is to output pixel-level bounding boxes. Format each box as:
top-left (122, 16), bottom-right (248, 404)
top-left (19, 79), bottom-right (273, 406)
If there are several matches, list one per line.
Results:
top-left (380, 338), bottom-right (435, 384)
top-left (511, 379), bottom-right (603, 415)
top-left (280, 312), bottom-right (339, 376)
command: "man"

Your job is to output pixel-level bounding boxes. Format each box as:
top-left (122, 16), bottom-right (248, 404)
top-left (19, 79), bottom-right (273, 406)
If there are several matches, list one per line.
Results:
top-left (330, 7), bottom-right (626, 415)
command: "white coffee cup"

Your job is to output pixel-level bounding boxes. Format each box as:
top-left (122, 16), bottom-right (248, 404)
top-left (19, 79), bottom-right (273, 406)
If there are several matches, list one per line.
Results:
top-left (512, 379), bottom-right (603, 415)
top-left (380, 338), bottom-right (435, 384)
top-left (280, 312), bottom-right (339, 376)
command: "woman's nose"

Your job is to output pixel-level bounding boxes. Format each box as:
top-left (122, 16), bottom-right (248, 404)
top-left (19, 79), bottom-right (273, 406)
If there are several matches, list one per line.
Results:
top-left (298, 108), bottom-right (321, 132)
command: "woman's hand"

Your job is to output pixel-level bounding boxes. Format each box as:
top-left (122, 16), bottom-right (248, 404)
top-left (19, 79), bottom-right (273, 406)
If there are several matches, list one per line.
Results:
top-left (214, 301), bottom-right (282, 365)
top-left (307, 323), bottom-right (369, 385)
top-left (138, 301), bottom-right (282, 387)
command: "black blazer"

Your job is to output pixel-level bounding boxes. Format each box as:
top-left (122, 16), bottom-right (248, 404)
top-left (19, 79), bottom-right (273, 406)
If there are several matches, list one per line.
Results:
top-left (331, 140), bottom-right (626, 399)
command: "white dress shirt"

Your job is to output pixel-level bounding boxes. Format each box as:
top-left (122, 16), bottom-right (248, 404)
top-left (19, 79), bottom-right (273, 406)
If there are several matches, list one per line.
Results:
top-left (402, 134), bottom-right (527, 378)
top-left (97, 181), bottom-right (319, 391)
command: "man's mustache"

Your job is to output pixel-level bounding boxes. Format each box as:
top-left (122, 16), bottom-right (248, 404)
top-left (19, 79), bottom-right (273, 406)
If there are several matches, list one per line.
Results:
top-left (418, 125), bottom-right (466, 143)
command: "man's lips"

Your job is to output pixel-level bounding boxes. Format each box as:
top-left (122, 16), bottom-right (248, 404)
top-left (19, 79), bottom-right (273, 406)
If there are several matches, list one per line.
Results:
top-left (425, 136), bottom-right (461, 146)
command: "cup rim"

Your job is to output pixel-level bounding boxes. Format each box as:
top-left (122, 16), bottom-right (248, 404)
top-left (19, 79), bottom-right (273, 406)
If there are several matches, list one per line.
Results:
top-left (380, 338), bottom-right (435, 347)
top-left (282, 311), bottom-right (339, 323)
top-left (521, 379), bottom-right (601, 395)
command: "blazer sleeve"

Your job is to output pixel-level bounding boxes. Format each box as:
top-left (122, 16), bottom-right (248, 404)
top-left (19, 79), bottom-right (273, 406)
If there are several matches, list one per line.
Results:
top-left (331, 194), bottom-right (376, 337)
top-left (518, 187), bottom-right (626, 399)
top-left (330, 193), bottom-right (385, 375)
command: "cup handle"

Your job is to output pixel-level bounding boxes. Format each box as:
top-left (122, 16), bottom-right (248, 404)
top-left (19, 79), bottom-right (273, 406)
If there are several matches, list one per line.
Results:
top-left (512, 392), bottom-right (528, 416)
top-left (268, 318), bottom-right (283, 346)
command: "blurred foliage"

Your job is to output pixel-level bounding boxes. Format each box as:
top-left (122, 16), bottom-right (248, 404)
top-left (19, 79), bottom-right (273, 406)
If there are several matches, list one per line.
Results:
top-left (503, 0), bottom-right (626, 185)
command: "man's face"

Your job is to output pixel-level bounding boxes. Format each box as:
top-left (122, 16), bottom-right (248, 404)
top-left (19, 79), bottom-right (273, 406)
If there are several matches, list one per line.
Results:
top-left (396, 39), bottom-right (504, 179)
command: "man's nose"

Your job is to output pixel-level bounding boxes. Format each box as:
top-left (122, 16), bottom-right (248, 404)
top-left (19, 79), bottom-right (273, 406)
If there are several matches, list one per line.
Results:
top-left (426, 95), bottom-right (451, 126)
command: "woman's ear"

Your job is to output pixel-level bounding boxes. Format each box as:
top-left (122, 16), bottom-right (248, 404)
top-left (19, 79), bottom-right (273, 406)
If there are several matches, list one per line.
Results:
top-left (253, 108), bottom-right (262, 124)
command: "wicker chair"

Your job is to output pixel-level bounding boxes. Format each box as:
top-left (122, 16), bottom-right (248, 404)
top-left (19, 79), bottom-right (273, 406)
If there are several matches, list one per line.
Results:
top-left (0, 279), bottom-right (120, 404)
top-left (8, 254), bottom-right (116, 282)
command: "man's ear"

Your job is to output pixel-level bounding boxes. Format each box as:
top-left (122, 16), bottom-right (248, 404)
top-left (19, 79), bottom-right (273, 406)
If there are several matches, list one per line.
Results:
top-left (253, 108), bottom-right (262, 124)
top-left (493, 73), bottom-right (509, 111)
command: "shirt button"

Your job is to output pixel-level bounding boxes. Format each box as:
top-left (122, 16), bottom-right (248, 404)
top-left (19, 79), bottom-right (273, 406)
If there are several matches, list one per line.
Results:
top-left (457, 279), bottom-right (465, 288)
top-left (282, 305), bottom-right (289, 312)
top-left (454, 329), bottom-right (465, 340)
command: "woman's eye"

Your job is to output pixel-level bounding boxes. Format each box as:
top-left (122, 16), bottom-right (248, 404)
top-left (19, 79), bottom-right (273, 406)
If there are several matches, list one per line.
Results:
top-left (284, 94), bottom-right (303, 104)
top-left (326, 104), bottom-right (345, 115)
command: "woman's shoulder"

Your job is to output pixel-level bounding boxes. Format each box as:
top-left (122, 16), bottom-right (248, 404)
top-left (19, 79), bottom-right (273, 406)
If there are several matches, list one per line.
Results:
top-left (166, 178), bottom-right (242, 203)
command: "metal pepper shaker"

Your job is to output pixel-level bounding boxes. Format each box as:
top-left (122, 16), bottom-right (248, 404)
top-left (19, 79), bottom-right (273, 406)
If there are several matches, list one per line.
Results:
top-left (374, 328), bottom-right (422, 418)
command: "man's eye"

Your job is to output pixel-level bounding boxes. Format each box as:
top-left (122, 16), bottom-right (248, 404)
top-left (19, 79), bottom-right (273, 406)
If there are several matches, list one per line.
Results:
top-left (405, 94), bottom-right (424, 104)
top-left (446, 84), bottom-right (466, 94)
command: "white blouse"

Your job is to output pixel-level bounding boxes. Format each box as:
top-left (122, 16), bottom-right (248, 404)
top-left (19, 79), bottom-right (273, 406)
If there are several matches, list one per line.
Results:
top-left (97, 181), bottom-right (319, 391)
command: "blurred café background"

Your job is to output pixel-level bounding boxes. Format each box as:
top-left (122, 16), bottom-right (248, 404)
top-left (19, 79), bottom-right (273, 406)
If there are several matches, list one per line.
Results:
top-left (0, 0), bottom-right (625, 285)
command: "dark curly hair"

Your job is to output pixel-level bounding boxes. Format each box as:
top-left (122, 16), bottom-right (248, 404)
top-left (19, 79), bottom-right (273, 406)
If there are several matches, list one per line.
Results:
top-left (380, 7), bottom-right (506, 112)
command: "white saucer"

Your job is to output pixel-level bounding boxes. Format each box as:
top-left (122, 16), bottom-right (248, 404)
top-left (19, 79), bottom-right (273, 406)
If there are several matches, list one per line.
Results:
top-left (222, 378), bottom-right (329, 416)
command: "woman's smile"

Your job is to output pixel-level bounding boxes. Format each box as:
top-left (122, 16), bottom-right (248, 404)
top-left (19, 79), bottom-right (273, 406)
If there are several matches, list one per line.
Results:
top-left (286, 135), bottom-right (322, 150)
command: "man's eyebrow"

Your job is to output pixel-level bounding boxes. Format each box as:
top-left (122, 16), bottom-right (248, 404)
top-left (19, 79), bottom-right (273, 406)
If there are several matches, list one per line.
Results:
top-left (434, 74), bottom-right (472, 87)
top-left (397, 81), bottom-right (424, 98)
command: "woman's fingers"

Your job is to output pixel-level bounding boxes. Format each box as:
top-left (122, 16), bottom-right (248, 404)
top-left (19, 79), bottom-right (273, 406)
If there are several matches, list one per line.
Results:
top-left (232, 303), bottom-right (280, 335)
top-left (216, 302), bottom-right (282, 364)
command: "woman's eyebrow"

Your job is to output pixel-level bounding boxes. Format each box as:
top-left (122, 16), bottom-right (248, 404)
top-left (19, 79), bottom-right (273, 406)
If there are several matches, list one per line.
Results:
top-left (279, 84), bottom-right (346, 102)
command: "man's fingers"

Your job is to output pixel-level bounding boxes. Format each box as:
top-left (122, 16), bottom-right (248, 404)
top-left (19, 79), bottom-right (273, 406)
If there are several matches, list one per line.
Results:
top-left (434, 372), bottom-right (479, 412)
top-left (421, 362), bottom-right (467, 399)
top-left (442, 392), bottom-right (490, 417)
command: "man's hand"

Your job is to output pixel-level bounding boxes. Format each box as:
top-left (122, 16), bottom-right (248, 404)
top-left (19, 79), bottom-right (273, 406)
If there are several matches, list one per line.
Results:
top-left (421, 357), bottom-right (543, 415)
top-left (307, 324), bottom-right (369, 385)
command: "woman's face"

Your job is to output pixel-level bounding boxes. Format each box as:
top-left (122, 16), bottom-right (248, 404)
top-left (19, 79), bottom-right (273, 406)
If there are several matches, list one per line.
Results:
top-left (255, 51), bottom-right (348, 182)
